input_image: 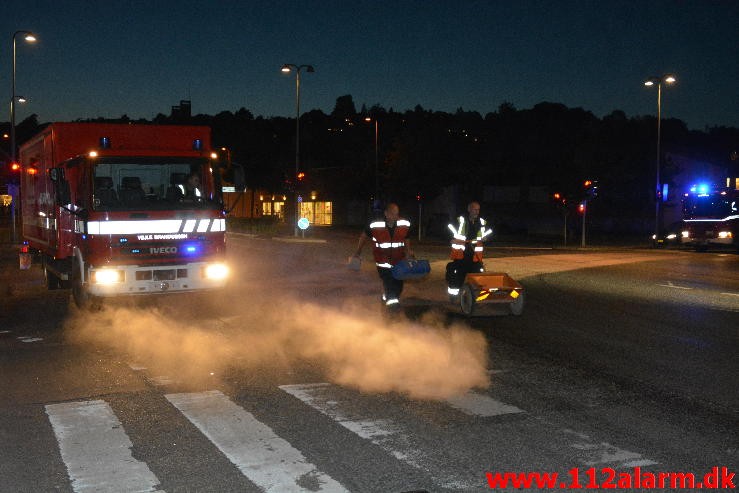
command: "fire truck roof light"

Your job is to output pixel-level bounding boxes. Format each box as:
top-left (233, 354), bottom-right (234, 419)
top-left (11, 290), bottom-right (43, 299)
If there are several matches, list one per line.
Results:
top-left (193, 139), bottom-right (203, 150)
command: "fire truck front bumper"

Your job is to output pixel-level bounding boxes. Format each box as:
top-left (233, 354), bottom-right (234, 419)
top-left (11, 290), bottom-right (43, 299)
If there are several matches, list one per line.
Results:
top-left (86, 261), bottom-right (229, 297)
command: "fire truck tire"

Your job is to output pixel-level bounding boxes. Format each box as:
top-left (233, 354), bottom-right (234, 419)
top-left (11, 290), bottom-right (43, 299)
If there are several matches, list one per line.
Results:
top-left (71, 260), bottom-right (101, 310)
top-left (509, 291), bottom-right (525, 316)
top-left (459, 284), bottom-right (475, 317)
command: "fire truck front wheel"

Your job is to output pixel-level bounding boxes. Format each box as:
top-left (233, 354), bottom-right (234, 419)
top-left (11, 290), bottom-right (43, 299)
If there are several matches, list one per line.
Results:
top-left (72, 260), bottom-right (101, 310)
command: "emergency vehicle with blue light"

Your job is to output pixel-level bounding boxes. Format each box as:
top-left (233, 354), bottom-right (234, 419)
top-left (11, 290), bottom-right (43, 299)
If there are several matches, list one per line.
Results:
top-left (681, 182), bottom-right (738, 251)
top-left (18, 123), bottom-right (240, 307)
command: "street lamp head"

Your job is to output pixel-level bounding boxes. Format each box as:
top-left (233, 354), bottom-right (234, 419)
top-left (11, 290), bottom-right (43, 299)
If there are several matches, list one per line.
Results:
top-left (24, 33), bottom-right (37, 43)
top-left (281, 64), bottom-right (292, 73)
top-left (16, 96), bottom-right (27, 104)
top-left (644, 74), bottom-right (676, 87)
top-left (305, 65), bottom-right (315, 73)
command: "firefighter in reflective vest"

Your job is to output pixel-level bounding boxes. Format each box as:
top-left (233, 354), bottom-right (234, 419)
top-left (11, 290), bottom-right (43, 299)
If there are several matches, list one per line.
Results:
top-left (446, 201), bottom-right (492, 296)
top-left (353, 202), bottom-right (413, 306)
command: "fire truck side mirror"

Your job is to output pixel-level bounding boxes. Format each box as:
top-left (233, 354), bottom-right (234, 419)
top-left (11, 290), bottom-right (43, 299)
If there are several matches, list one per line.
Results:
top-left (49, 168), bottom-right (63, 182)
top-left (49, 168), bottom-right (71, 205)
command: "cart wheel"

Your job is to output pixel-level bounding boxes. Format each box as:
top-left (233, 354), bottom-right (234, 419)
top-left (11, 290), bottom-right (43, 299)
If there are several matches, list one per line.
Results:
top-left (459, 284), bottom-right (475, 316)
top-left (509, 291), bottom-right (525, 316)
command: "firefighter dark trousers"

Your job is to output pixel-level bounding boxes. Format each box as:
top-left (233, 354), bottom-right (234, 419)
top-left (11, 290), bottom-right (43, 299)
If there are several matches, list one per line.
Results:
top-left (446, 259), bottom-right (483, 290)
top-left (377, 266), bottom-right (404, 304)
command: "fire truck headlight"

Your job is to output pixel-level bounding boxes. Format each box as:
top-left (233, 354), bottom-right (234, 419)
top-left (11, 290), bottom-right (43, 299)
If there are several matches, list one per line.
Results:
top-left (204, 263), bottom-right (229, 280)
top-left (91, 269), bottom-right (124, 284)
top-left (681, 230), bottom-right (690, 239)
top-left (718, 231), bottom-right (732, 239)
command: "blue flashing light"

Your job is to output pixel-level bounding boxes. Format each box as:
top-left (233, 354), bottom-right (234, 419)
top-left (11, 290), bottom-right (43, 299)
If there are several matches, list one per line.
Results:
top-left (99, 137), bottom-right (110, 149)
top-left (662, 183), bottom-right (669, 202)
top-left (193, 139), bottom-right (203, 151)
top-left (119, 238), bottom-right (128, 243)
top-left (182, 242), bottom-right (200, 256)
top-left (689, 183), bottom-right (711, 196)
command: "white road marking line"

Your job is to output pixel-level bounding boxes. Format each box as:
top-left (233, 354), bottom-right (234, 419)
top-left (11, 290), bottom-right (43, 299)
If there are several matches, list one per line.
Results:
top-left (165, 390), bottom-right (348, 493)
top-left (17, 337), bottom-right (43, 343)
top-left (720, 292), bottom-right (739, 297)
top-left (280, 383), bottom-right (474, 491)
top-left (128, 363), bottom-right (147, 370)
top-left (446, 392), bottom-right (524, 417)
top-left (45, 400), bottom-right (163, 493)
top-left (149, 376), bottom-right (175, 386)
top-left (562, 429), bottom-right (658, 468)
top-left (0, 330), bottom-right (11, 334)
top-left (657, 282), bottom-right (693, 290)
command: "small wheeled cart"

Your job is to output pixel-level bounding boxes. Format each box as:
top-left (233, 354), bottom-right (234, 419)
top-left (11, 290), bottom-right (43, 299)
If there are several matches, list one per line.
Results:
top-left (456, 272), bottom-right (524, 316)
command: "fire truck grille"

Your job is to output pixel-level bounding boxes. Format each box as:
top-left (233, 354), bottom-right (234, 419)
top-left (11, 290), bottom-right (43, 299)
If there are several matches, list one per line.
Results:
top-left (135, 269), bottom-right (188, 281)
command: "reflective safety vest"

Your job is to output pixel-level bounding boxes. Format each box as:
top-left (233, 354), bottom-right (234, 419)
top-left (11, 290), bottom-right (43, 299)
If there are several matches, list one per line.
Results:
top-left (370, 219), bottom-right (411, 268)
top-left (447, 216), bottom-right (492, 262)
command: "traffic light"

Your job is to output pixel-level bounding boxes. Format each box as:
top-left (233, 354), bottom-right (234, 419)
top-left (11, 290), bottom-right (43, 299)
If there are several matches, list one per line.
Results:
top-left (583, 179), bottom-right (599, 199)
top-left (552, 192), bottom-right (566, 204)
top-left (10, 162), bottom-right (21, 172)
top-left (578, 202), bottom-right (586, 214)
top-left (416, 192), bottom-right (421, 201)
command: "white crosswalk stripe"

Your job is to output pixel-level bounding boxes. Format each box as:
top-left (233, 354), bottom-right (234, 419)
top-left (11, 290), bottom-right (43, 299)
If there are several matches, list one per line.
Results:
top-left (165, 390), bottom-right (349, 493)
top-left (45, 400), bottom-right (163, 493)
top-left (446, 391), bottom-right (524, 416)
top-left (280, 382), bottom-right (479, 490)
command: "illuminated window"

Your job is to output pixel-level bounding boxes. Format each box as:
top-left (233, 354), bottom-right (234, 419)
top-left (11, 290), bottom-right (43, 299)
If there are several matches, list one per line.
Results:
top-left (298, 201), bottom-right (333, 225)
top-left (262, 201), bottom-right (285, 219)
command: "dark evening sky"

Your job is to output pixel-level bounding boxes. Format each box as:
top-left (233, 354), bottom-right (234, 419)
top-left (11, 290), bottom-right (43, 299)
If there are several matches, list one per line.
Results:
top-left (4, 0), bottom-right (738, 130)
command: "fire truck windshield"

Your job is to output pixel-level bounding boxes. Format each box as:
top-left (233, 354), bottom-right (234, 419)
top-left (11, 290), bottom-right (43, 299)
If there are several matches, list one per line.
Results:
top-left (92, 157), bottom-right (220, 211)
top-left (683, 193), bottom-right (735, 219)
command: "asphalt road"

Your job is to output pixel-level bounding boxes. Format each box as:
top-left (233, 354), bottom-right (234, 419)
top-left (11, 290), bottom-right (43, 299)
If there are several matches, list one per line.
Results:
top-left (0, 233), bottom-right (737, 492)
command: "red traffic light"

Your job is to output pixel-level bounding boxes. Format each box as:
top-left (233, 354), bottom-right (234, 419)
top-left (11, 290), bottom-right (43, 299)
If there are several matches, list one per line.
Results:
top-left (578, 202), bottom-right (586, 214)
top-left (583, 180), bottom-right (593, 188)
top-left (553, 192), bottom-right (561, 200)
top-left (10, 162), bottom-right (21, 172)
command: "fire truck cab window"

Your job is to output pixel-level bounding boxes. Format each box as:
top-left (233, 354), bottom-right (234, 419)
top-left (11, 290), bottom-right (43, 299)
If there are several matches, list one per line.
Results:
top-left (92, 158), bottom-right (219, 211)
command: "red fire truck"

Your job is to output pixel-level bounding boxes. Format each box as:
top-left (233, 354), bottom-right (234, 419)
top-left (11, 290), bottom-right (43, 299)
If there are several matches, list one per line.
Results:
top-left (19, 123), bottom-right (240, 307)
top-left (681, 182), bottom-right (739, 251)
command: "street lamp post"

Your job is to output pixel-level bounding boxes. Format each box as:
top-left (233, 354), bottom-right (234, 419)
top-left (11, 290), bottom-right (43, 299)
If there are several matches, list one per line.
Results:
top-left (10, 30), bottom-right (37, 243)
top-left (644, 74), bottom-right (676, 244)
top-left (11, 31), bottom-right (36, 163)
top-left (281, 63), bottom-right (314, 236)
top-left (364, 117), bottom-right (379, 202)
